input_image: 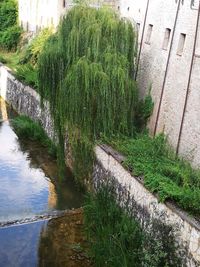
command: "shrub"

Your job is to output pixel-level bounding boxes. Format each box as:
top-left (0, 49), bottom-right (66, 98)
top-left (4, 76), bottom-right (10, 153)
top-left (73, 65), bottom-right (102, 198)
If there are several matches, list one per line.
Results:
top-left (15, 64), bottom-right (38, 89)
top-left (0, 0), bottom-right (18, 31)
top-left (0, 0), bottom-right (22, 51)
top-left (0, 25), bottom-right (22, 51)
top-left (19, 28), bottom-right (54, 65)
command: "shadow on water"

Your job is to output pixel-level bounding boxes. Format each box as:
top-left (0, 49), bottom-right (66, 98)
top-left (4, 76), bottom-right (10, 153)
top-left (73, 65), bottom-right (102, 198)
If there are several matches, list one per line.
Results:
top-left (0, 98), bottom-right (91, 267)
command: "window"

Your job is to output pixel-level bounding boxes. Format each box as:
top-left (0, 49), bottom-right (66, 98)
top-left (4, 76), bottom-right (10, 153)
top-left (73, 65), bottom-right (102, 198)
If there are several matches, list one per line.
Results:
top-left (63, 0), bottom-right (66, 8)
top-left (191, 0), bottom-right (199, 9)
top-left (137, 23), bottom-right (140, 33)
top-left (162, 28), bottom-right (171, 50)
top-left (145, 24), bottom-right (153, 44)
top-left (177, 33), bottom-right (186, 56)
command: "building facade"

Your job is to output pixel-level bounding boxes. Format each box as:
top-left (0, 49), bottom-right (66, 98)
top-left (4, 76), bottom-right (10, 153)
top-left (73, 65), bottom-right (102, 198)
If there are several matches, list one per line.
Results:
top-left (120, 0), bottom-right (200, 167)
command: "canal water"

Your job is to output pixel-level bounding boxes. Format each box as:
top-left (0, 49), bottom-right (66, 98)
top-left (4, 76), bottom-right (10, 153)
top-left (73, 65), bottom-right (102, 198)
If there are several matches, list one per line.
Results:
top-left (0, 98), bottom-right (90, 267)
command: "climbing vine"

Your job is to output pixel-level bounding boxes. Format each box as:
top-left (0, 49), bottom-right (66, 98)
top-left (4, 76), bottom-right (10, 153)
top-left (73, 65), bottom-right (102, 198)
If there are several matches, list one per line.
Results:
top-left (38, 5), bottom-right (142, 185)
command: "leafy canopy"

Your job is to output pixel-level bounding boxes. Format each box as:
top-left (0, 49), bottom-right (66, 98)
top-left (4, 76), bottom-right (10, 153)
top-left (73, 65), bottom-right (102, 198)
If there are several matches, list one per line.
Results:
top-left (38, 6), bottom-right (141, 183)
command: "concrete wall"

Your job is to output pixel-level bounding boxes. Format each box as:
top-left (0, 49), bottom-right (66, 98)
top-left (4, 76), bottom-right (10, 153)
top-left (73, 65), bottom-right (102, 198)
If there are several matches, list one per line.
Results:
top-left (0, 64), bottom-right (200, 266)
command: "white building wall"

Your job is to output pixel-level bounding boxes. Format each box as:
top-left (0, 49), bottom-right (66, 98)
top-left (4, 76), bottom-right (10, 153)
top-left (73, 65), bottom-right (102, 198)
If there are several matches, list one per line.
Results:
top-left (178, 16), bottom-right (200, 165)
top-left (18, 0), bottom-right (66, 32)
top-left (18, 0), bottom-right (119, 32)
top-left (120, 0), bottom-right (200, 168)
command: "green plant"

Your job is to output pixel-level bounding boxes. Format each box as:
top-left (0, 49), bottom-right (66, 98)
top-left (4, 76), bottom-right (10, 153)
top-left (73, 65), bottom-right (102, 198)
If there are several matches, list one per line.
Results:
top-left (11, 115), bottom-right (57, 157)
top-left (108, 134), bottom-right (200, 216)
top-left (136, 87), bottom-right (154, 130)
top-left (84, 182), bottom-right (182, 267)
top-left (0, 54), bottom-right (7, 64)
top-left (15, 64), bottom-right (38, 89)
top-left (0, 0), bottom-right (22, 51)
top-left (38, 5), bottom-right (147, 183)
top-left (19, 28), bottom-right (54, 65)
top-left (0, 25), bottom-right (22, 51)
top-left (0, 0), bottom-right (18, 31)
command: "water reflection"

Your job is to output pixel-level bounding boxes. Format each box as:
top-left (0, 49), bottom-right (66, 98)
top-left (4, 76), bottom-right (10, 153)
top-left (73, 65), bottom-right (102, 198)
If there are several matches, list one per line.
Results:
top-left (0, 221), bottom-right (47, 267)
top-left (0, 210), bottom-right (92, 267)
top-left (0, 97), bottom-right (8, 121)
top-left (38, 209), bottom-right (92, 267)
top-left (0, 98), bottom-right (83, 222)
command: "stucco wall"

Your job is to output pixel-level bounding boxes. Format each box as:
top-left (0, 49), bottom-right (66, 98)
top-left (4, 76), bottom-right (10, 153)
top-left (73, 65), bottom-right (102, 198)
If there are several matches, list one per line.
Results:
top-left (0, 64), bottom-right (200, 266)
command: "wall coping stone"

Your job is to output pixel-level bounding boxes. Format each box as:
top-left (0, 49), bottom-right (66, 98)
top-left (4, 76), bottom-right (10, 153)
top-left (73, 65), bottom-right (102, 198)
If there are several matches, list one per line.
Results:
top-left (98, 144), bottom-right (200, 232)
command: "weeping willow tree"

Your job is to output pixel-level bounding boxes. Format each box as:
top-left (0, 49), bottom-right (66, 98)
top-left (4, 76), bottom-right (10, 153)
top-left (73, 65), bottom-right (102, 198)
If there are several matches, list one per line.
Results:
top-left (38, 5), bottom-right (141, 185)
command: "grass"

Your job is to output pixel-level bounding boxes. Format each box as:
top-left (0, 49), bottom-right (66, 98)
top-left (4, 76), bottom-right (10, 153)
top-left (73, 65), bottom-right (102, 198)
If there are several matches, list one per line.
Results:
top-left (84, 182), bottom-right (182, 267)
top-left (106, 134), bottom-right (200, 217)
top-left (0, 49), bottom-right (21, 70)
top-left (0, 49), bottom-right (38, 89)
top-left (11, 115), bottom-right (57, 158)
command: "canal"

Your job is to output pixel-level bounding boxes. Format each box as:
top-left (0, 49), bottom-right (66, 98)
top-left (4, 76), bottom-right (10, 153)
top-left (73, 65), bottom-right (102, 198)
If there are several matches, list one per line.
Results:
top-left (0, 98), bottom-right (91, 267)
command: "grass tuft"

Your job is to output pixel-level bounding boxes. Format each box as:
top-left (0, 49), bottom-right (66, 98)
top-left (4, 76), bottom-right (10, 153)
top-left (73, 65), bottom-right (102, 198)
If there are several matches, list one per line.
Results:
top-left (11, 115), bottom-right (57, 157)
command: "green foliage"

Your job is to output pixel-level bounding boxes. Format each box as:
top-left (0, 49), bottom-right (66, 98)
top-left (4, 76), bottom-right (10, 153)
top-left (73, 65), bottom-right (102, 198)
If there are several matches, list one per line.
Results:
top-left (0, 0), bottom-right (22, 51)
top-left (0, 54), bottom-right (7, 64)
top-left (84, 182), bottom-right (182, 267)
top-left (0, 25), bottom-right (22, 51)
top-left (109, 134), bottom-right (200, 216)
top-left (38, 6), bottom-right (145, 183)
top-left (19, 28), bottom-right (54, 65)
top-left (11, 115), bottom-right (57, 157)
top-left (136, 87), bottom-right (154, 130)
top-left (15, 64), bottom-right (38, 89)
top-left (0, 0), bottom-right (18, 31)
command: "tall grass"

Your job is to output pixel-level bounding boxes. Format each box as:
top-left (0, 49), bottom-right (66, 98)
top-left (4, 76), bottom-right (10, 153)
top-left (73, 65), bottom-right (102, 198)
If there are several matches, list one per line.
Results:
top-left (84, 182), bottom-right (182, 267)
top-left (11, 115), bottom-right (57, 157)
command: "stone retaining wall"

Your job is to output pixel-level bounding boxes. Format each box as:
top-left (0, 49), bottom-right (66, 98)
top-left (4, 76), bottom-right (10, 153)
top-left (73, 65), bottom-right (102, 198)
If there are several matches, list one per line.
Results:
top-left (0, 64), bottom-right (199, 266)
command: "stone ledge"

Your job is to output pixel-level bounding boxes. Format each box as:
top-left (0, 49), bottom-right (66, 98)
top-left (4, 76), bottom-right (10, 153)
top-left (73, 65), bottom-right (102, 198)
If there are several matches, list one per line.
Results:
top-left (98, 143), bottom-right (200, 232)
